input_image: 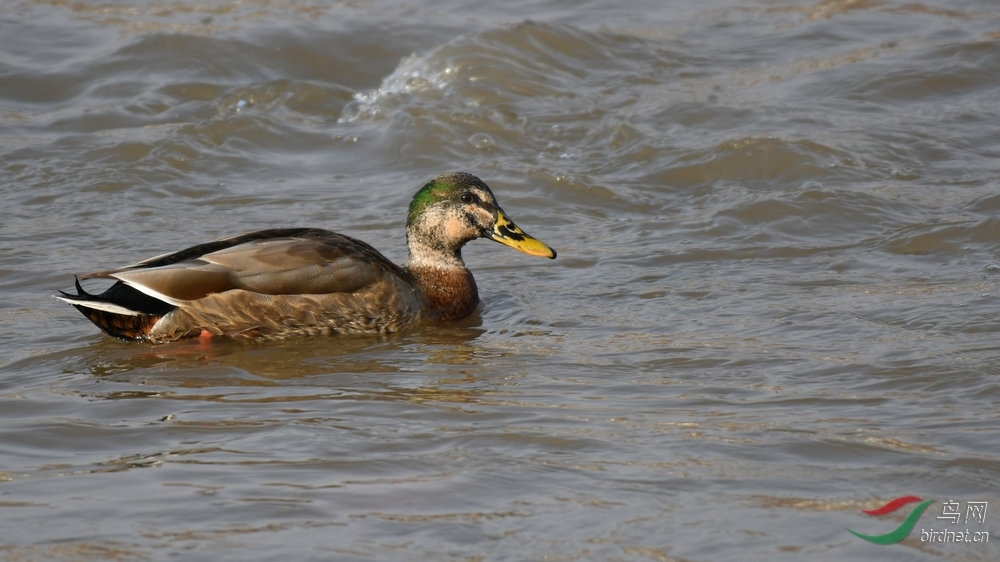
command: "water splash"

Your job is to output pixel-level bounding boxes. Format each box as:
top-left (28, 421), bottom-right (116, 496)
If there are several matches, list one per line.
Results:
top-left (338, 52), bottom-right (458, 123)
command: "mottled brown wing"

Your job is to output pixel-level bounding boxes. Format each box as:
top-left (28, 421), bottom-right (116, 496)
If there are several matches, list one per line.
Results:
top-left (82, 228), bottom-right (406, 304)
top-left (200, 236), bottom-right (388, 295)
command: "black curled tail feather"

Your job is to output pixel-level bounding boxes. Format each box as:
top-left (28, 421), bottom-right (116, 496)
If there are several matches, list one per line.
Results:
top-left (58, 276), bottom-right (177, 341)
top-left (61, 277), bottom-right (176, 316)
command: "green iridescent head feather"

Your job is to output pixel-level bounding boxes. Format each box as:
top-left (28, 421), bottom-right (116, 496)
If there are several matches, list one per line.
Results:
top-left (406, 171), bottom-right (494, 228)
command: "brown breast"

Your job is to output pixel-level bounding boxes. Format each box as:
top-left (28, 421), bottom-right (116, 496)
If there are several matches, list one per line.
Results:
top-left (408, 266), bottom-right (479, 321)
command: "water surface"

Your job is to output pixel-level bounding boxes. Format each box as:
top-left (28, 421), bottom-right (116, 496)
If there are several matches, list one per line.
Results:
top-left (2, 0), bottom-right (999, 560)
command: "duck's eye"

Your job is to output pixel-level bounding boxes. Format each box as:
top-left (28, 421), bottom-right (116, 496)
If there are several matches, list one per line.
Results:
top-left (460, 192), bottom-right (474, 203)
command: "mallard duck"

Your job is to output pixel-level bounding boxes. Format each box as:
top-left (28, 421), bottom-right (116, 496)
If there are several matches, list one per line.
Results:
top-left (56, 171), bottom-right (556, 343)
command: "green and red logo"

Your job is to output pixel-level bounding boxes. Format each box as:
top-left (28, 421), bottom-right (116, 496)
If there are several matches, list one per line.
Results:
top-left (848, 496), bottom-right (935, 544)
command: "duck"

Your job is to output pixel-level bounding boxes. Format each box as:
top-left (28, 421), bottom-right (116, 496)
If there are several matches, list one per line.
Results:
top-left (56, 171), bottom-right (556, 343)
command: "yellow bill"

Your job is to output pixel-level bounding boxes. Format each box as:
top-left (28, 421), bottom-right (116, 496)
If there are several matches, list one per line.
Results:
top-left (488, 209), bottom-right (557, 259)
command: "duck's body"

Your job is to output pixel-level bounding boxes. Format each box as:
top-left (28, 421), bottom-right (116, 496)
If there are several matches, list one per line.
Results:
top-left (57, 172), bottom-right (556, 343)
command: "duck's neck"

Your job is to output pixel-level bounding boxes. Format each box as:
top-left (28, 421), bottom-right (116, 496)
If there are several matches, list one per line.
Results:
top-left (407, 264), bottom-right (479, 321)
top-left (405, 222), bottom-right (480, 321)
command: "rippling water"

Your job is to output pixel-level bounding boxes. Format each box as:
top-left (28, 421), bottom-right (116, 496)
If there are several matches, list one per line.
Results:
top-left (2, 1), bottom-right (999, 560)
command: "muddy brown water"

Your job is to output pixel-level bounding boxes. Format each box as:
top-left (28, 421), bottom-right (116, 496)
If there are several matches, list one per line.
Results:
top-left (1, 1), bottom-right (998, 560)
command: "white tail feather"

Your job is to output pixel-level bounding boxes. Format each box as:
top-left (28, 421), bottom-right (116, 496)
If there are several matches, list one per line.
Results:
top-left (53, 295), bottom-right (143, 316)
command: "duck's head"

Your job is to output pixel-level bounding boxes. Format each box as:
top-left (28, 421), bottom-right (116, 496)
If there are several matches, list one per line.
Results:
top-left (405, 171), bottom-right (556, 268)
